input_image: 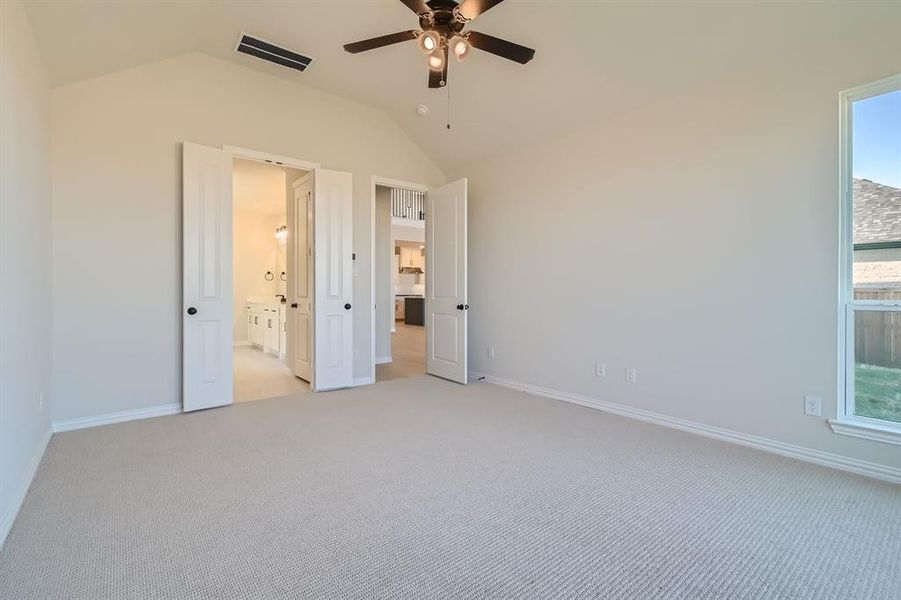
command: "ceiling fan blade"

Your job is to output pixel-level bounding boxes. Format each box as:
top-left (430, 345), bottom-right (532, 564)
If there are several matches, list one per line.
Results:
top-left (343, 30), bottom-right (419, 54)
top-left (428, 46), bottom-right (449, 89)
top-left (399, 0), bottom-right (433, 16)
top-left (456, 0), bottom-right (506, 21)
top-left (466, 31), bottom-right (535, 64)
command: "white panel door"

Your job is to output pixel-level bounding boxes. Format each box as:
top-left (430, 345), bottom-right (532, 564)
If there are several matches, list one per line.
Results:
top-left (312, 169), bottom-right (354, 391)
top-left (426, 178), bottom-right (468, 384)
top-left (182, 142), bottom-right (233, 411)
top-left (291, 176), bottom-right (313, 382)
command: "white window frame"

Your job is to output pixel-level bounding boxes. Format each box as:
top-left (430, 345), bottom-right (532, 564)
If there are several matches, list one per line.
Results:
top-left (831, 74), bottom-right (901, 445)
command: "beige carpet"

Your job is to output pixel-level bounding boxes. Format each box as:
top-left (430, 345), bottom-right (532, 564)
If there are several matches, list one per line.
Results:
top-left (0, 376), bottom-right (899, 599)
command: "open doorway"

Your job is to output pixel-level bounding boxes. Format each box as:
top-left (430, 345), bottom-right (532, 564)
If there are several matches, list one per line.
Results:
top-left (371, 176), bottom-right (469, 385)
top-left (232, 158), bottom-right (310, 402)
top-left (374, 182), bottom-right (428, 382)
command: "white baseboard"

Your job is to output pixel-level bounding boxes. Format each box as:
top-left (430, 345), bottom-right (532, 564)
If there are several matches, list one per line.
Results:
top-left (470, 371), bottom-right (901, 485)
top-left (52, 403), bottom-right (182, 433)
top-left (375, 356), bottom-right (392, 365)
top-left (0, 427), bottom-right (52, 549)
top-left (233, 341), bottom-right (252, 347)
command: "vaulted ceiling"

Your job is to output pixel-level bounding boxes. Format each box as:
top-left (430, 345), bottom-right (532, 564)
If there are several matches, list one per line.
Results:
top-left (23, 0), bottom-right (901, 172)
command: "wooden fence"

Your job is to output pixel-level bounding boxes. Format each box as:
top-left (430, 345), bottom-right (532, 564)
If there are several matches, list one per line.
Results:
top-left (854, 288), bottom-right (901, 368)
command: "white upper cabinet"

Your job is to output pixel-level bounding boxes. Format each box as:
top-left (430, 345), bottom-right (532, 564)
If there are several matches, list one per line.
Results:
top-left (398, 245), bottom-right (424, 269)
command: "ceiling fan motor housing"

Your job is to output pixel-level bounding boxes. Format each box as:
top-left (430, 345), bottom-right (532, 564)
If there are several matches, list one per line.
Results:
top-left (342, 0), bottom-right (535, 89)
top-left (419, 0), bottom-right (467, 45)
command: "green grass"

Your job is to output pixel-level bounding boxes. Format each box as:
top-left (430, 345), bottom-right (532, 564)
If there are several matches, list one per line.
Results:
top-left (855, 363), bottom-right (901, 423)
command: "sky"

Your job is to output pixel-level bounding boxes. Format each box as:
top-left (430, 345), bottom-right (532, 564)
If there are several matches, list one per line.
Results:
top-left (853, 89), bottom-right (901, 188)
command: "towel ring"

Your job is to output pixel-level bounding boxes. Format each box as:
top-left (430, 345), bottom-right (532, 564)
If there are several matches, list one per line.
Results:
top-left (264, 271), bottom-right (274, 281)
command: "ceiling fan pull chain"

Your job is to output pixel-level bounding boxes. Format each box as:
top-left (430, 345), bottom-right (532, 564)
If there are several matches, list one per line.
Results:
top-left (447, 83), bottom-right (452, 130)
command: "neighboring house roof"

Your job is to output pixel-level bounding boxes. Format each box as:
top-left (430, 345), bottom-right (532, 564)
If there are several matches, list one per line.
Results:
top-left (854, 178), bottom-right (901, 245)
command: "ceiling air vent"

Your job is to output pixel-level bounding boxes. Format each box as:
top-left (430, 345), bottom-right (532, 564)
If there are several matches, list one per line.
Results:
top-left (235, 34), bottom-right (312, 73)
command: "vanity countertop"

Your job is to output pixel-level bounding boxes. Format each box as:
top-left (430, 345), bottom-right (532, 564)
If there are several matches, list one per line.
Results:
top-left (246, 296), bottom-right (284, 305)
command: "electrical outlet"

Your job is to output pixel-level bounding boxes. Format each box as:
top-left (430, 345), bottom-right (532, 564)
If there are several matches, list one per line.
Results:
top-left (595, 362), bottom-right (606, 378)
top-left (625, 368), bottom-right (638, 384)
top-left (804, 395), bottom-right (822, 417)
top-left (487, 346), bottom-right (495, 359)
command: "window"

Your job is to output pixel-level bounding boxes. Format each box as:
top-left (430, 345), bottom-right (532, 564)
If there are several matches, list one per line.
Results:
top-left (834, 75), bottom-right (901, 444)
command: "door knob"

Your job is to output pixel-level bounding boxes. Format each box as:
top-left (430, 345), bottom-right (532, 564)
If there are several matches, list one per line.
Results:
top-left (344, 303), bottom-right (352, 310)
top-left (290, 303), bottom-right (298, 308)
top-left (186, 307), bottom-right (197, 315)
top-left (456, 304), bottom-right (464, 310)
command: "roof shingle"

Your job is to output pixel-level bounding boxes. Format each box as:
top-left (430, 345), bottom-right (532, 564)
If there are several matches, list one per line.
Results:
top-left (853, 178), bottom-right (901, 245)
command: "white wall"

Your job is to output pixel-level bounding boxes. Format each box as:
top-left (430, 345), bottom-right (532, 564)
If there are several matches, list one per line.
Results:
top-left (51, 52), bottom-right (444, 421)
top-left (451, 51), bottom-right (901, 470)
top-left (0, 0), bottom-right (52, 545)
top-left (233, 207), bottom-right (283, 342)
top-left (392, 222), bottom-right (425, 245)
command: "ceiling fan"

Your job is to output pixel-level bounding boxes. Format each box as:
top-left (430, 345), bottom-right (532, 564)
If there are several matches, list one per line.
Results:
top-left (343, 0), bottom-right (535, 89)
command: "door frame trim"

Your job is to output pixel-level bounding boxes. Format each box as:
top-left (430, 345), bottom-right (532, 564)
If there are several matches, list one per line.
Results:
top-left (292, 173), bottom-right (312, 189)
top-left (369, 176), bottom-right (432, 383)
top-left (220, 144), bottom-right (320, 395)
top-left (224, 145), bottom-right (321, 172)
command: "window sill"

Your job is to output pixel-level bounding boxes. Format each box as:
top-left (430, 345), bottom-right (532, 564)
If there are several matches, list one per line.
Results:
top-left (829, 418), bottom-right (901, 446)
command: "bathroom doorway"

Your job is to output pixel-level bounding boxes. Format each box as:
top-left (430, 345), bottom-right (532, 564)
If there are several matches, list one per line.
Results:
top-left (232, 158), bottom-right (310, 402)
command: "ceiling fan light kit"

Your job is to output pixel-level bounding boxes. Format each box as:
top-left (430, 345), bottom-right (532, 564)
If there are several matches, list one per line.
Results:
top-left (417, 29), bottom-right (441, 54)
top-left (343, 0), bottom-right (534, 89)
top-left (449, 35), bottom-right (471, 62)
top-left (427, 49), bottom-right (445, 70)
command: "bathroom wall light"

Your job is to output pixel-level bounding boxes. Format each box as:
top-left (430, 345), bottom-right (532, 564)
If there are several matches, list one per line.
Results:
top-left (275, 226), bottom-right (288, 241)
